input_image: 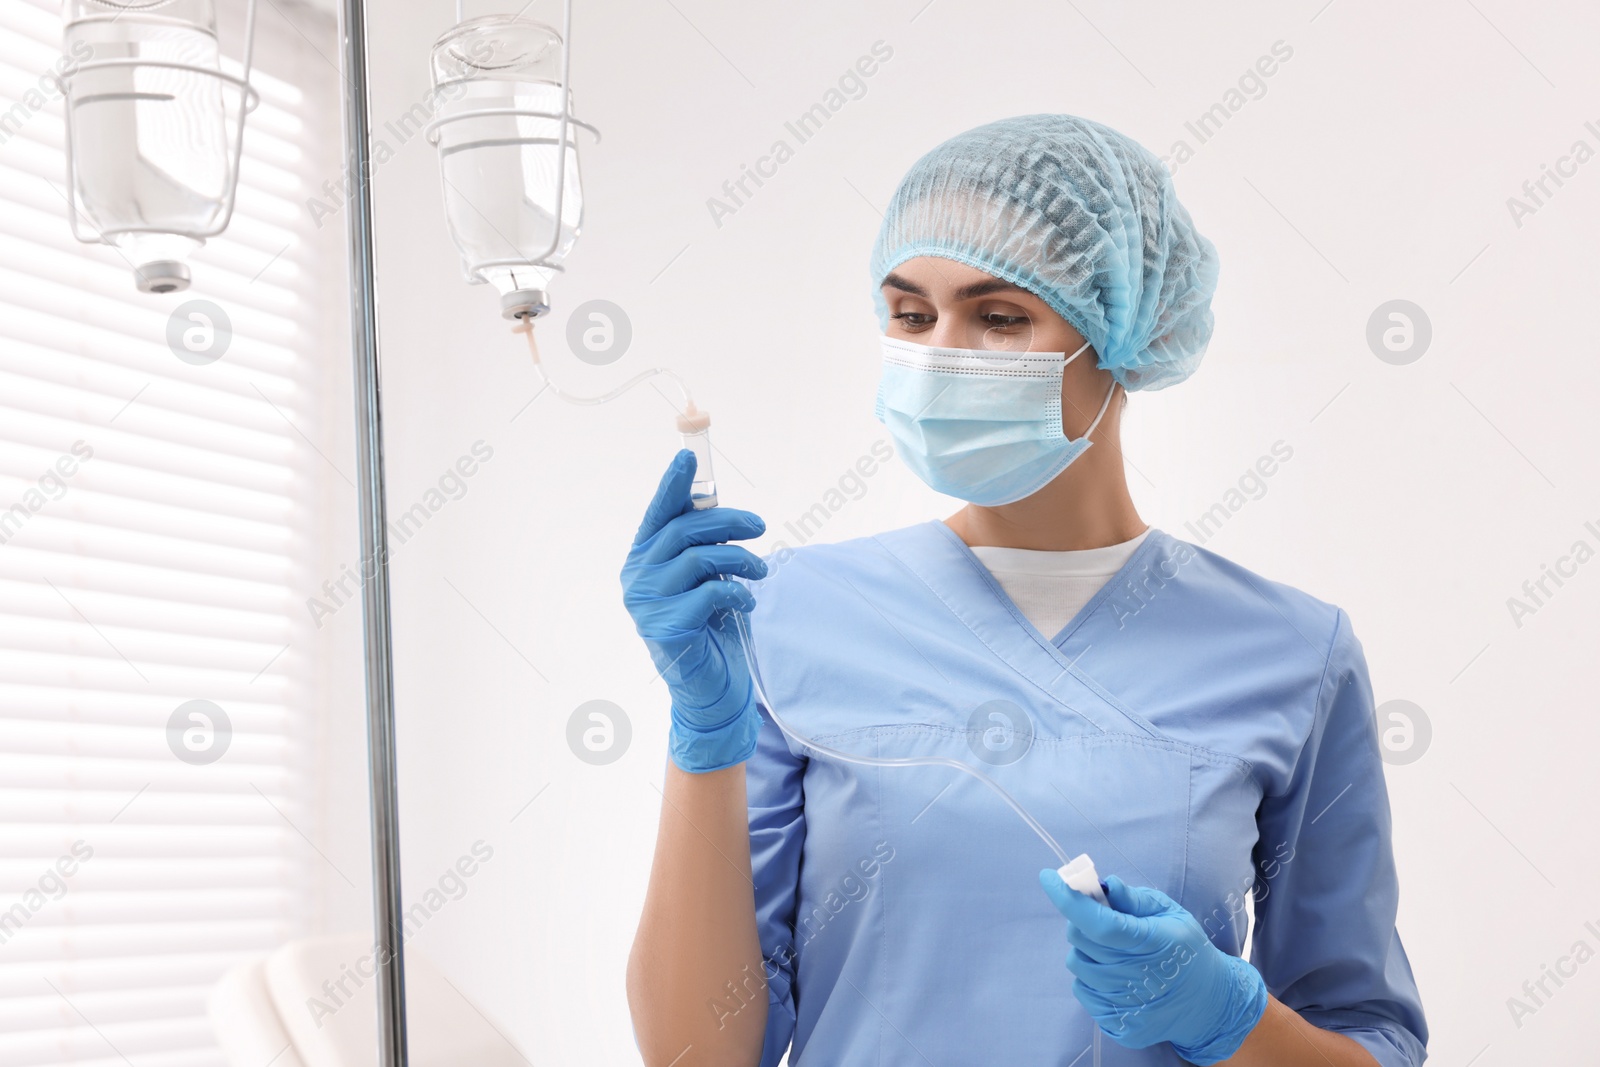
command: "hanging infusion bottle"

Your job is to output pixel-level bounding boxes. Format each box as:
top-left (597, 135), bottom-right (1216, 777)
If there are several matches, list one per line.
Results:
top-left (427, 14), bottom-right (597, 321)
top-left (677, 406), bottom-right (717, 510)
top-left (59, 0), bottom-right (258, 293)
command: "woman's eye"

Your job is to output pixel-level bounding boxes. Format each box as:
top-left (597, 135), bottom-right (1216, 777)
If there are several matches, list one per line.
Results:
top-left (891, 312), bottom-right (933, 328)
top-left (983, 313), bottom-right (1029, 330)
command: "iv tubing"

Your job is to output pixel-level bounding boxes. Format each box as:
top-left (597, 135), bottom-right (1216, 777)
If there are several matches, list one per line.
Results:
top-left (729, 609), bottom-right (1071, 867)
top-left (516, 320), bottom-right (695, 412)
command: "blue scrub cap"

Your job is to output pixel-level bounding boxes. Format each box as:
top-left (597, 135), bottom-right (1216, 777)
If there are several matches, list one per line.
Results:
top-left (869, 114), bottom-right (1221, 392)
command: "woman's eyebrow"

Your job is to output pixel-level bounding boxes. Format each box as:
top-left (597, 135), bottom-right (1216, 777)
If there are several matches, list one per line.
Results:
top-left (880, 272), bottom-right (1029, 301)
top-left (951, 277), bottom-right (1028, 300)
top-left (880, 271), bottom-right (927, 296)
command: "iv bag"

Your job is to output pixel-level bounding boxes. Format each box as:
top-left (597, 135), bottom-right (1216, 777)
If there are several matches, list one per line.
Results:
top-left (60, 0), bottom-right (256, 294)
top-left (428, 15), bottom-right (588, 320)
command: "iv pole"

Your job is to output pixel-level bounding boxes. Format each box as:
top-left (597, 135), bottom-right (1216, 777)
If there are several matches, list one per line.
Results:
top-left (335, 0), bottom-right (409, 1063)
top-left (332, 2), bottom-right (589, 1061)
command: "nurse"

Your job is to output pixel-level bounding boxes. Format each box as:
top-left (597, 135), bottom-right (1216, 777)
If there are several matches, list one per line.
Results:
top-left (622, 115), bottom-right (1428, 1066)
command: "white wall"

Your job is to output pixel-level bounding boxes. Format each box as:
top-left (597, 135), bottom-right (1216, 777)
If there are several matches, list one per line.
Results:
top-left (311, 0), bottom-right (1600, 1062)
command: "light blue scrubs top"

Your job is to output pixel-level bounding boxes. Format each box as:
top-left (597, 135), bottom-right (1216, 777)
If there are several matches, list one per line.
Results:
top-left (742, 522), bottom-right (1428, 1066)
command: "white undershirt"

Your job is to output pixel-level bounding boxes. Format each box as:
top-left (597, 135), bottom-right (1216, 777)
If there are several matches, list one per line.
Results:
top-left (968, 529), bottom-right (1150, 638)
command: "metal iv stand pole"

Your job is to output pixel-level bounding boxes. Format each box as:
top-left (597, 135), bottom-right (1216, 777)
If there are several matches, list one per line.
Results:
top-left (335, 0), bottom-right (409, 1063)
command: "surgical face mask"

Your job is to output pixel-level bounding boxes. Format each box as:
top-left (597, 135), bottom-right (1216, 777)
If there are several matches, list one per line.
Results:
top-left (874, 334), bottom-right (1118, 506)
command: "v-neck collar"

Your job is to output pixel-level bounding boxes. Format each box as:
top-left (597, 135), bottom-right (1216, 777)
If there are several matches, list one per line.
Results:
top-left (930, 519), bottom-right (1165, 644)
top-left (871, 520), bottom-right (1170, 738)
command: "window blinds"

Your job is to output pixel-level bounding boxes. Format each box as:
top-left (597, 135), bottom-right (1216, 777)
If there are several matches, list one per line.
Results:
top-left (0, 1), bottom-right (341, 1062)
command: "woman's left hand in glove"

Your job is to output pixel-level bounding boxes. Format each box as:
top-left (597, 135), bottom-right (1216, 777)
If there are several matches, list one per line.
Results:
top-left (1038, 869), bottom-right (1268, 1065)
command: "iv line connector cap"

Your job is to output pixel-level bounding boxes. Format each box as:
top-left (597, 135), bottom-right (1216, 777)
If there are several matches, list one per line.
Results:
top-left (1057, 853), bottom-right (1108, 906)
top-left (135, 260), bottom-right (191, 295)
top-left (501, 288), bottom-right (551, 321)
top-left (676, 405), bottom-right (711, 434)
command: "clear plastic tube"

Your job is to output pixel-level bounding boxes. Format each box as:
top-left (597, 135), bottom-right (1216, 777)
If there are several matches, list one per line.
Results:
top-left (730, 609), bottom-right (1070, 866)
top-left (515, 320), bottom-right (695, 410)
top-left (516, 320), bottom-right (718, 507)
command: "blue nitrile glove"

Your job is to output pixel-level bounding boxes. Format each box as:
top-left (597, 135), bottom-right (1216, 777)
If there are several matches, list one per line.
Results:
top-left (1038, 870), bottom-right (1268, 1065)
top-left (622, 449), bottom-right (768, 773)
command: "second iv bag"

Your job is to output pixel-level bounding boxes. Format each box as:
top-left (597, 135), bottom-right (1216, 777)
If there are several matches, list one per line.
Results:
top-left (427, 14), bottom-right (597, 321)
top-left (59, 0), bottom-right (257, 294)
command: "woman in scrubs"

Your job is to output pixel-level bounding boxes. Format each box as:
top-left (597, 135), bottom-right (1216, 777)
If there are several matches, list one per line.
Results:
top-left (621, 115), bottom-right (1428, 1067)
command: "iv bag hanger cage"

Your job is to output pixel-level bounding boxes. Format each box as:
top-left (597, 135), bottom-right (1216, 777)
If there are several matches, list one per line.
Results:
top-left (421, 0), bottom-right (600, 320)
top-left (55, 0), bottom-right (262, 294)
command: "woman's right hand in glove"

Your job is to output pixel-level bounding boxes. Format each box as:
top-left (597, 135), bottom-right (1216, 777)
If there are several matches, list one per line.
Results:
top-left (621, 449), bottom-right (768, 772)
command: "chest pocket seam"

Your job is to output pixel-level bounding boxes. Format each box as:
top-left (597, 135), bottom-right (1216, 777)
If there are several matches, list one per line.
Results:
top-left (806, 721), bottom-right (1251, 776)
top-left (1063, 665), bottom-right (1258, 781)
